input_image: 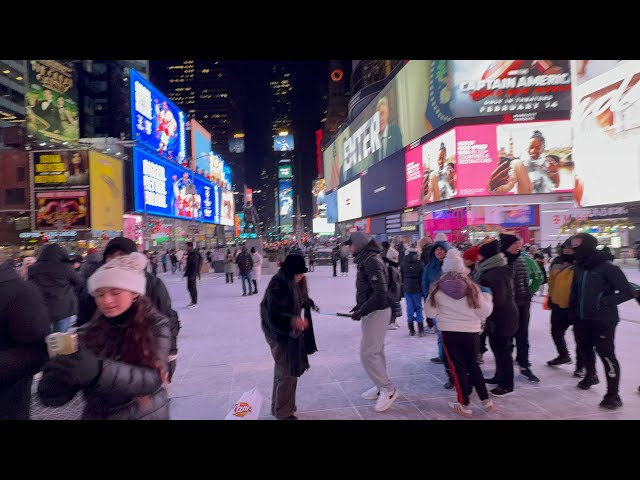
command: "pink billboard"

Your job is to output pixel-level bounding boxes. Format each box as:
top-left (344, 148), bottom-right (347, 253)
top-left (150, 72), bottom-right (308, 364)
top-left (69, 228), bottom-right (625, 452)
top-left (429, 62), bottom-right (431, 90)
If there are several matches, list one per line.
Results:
top-left (456, 124), bottom-right (498, 196)
top-left (405, 145), bottom-right (423, 207)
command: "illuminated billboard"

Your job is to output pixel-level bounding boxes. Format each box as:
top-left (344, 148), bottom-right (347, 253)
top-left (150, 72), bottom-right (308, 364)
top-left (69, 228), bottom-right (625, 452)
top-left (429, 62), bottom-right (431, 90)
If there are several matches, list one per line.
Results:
top-left (337, 178), bottom-right (362, 222)
top-left (33, 150), bottom-right (89, 188)
top-left (26, 60), bottom-right (79, 144)
top-left (571, 60), bottom-right (640, 207)
top-left (220, 190), bottom-right (235, 227)
top-left (278, 165), bottom-right (293, 179)
top-left (36, 190), bottom-right (89, 230)
top-left (278, 179), bottom-right (294, 233)
top-left (132, 147), bottom-right (218, 223)
top-left (190, 119), bottom-right (212, 176)
top-left (273, 134), bottom-right (295, 151)
top-left (229, 138), bottom-right (245, 153)
top-left (130, 69), bottom-right (186, 163)
top-left (323, 60), bottom-right (449, 191)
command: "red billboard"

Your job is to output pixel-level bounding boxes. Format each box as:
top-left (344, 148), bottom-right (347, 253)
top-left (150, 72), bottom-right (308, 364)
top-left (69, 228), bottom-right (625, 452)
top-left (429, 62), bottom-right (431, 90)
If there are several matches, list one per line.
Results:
top-left (35, 190), bottom-right (89, 230)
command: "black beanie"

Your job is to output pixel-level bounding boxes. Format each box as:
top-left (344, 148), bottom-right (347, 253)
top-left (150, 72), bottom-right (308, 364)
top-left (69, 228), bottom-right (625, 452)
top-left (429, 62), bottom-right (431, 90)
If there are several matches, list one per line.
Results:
top-left (499, 233), bottom-right (519, 252)
top-left (103, 237), bottom-right (138, 262)
top-left (281, 254), bottom-right (308, 276)
top-left (574, 233), bottom-right (598, 252)
top-left (562, 237), bottom-right (574, 249)
top-left (479, 240), bottom-right (500, 259)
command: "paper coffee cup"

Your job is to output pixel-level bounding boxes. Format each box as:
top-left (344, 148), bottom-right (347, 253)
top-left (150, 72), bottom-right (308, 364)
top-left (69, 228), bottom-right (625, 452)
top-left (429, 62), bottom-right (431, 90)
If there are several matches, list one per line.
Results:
top-left (46, 332), bottom-right (79, 358)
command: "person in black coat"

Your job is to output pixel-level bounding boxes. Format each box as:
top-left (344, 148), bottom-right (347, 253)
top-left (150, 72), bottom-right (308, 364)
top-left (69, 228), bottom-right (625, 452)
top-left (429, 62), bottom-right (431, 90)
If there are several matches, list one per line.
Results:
top-left (0, 255), bottom-right (50, 419)
top-left (476, 240), bottom-right (519, 397)
top-left (569, 233), bottom-right (634, 410)
top-left (260, 254), bottom-right (317, 420)
top-left (401, 247), bottom-right (424, 336)
top-left (79, 248), bottom-right (102, 282)
top-left (38, 252), bottom-right (171, 420)
top-left (76, 237), bottom-right (181, 383)
top-left (28, 243), bottom-right (84, 333)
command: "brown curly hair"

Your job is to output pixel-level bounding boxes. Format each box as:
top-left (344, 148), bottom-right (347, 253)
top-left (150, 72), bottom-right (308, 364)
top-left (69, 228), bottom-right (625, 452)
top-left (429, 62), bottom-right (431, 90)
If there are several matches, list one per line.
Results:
top-left (429, 272), bottom-right (481, 309)
top-left (82, 296), bottom-right (168, 404)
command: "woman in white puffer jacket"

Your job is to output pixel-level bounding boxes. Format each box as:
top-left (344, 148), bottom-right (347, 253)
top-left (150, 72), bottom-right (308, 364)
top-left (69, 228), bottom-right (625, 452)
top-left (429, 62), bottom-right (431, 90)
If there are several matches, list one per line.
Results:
top-left (425, 248), bottom-right (495, 419)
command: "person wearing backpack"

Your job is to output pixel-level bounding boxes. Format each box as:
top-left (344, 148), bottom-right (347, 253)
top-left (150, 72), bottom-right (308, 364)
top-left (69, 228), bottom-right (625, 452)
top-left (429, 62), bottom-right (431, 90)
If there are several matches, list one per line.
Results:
top-left (235, 246), bottom-right (254, 296)
top-left (346, 232), bottom-right (400, 413)
top-left (383, 247), bottom-right (402, 330)
top-left (401, 246), bottom-right (424, 337)
top-left (546, 237), bottom-right (584, 377)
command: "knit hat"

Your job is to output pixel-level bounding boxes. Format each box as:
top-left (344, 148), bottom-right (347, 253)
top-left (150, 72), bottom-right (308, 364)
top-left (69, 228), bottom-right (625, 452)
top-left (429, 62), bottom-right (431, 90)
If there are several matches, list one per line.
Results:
top-left (479, 239), bottom-right (500, 259)
top-left (103, 236), bottom-right (138, 262)
top-left (442, 248), bottom-right (469, 275)
top-left (344, 231), bottom-right (371, 254)
top-left (499, 233), bottom-right (519, 252)
top-left (281, 254), bottom-right (308, 276)
top-left (463, 246), bottom-right (480, 264)
top-left (562, 237), bottom-right (574, 249)
top-left (88, 252), bottom-right (147, 297)
top-left (434, 233), bottom-right (448, 242)
top-left (386, 247), bottom-right (399, 264)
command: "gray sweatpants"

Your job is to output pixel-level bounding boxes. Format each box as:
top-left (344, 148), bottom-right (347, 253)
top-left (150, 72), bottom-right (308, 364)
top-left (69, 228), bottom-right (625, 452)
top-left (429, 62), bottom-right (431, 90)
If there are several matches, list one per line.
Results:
top-left (360, 307), bottom-right (394, 391)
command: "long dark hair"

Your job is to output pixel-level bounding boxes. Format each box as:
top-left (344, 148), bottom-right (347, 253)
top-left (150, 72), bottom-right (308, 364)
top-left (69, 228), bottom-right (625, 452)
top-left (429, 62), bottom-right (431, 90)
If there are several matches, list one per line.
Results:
top-left (298, 276), bottom-right (310, 306)
top-left (429, 272), bottom-right (481, 309)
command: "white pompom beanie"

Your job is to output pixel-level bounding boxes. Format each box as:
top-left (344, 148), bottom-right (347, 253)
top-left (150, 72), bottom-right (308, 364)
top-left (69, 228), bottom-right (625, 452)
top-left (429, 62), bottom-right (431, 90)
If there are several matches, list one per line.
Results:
top-left (441, 248), bottom-right (469, 275)
top-left (88, 252), bottom-right (147, 296)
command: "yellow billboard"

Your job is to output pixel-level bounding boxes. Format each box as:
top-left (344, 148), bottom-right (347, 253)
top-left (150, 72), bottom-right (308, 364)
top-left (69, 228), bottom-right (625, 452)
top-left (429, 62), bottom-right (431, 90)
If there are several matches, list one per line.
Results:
top-left (89, 151), bottom-right (123, 231)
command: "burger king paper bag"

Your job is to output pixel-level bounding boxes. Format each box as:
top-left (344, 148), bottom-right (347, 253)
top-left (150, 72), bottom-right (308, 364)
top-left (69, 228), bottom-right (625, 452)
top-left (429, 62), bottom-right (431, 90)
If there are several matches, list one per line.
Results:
top-left (225, 387), bottom-right (263, 420)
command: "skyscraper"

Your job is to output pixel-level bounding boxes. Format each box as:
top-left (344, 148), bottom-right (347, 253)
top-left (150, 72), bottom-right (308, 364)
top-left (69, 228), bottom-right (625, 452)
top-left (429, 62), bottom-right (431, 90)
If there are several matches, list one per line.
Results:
top-left (321, 60), bottom-right (349, 149)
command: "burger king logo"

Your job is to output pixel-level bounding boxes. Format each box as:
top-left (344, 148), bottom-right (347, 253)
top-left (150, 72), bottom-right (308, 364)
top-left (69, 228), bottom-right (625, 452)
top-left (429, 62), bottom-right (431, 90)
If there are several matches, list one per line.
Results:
top-left (232, 402), bottom-right (253, 418)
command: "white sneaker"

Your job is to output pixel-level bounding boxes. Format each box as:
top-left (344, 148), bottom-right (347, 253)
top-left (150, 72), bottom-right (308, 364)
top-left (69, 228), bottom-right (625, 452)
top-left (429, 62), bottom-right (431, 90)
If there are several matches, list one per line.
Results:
top-left (449, 402), bottom-right (473, 418)
top-left (387, 322), bottom-right (399, 330)
top-left (375, 387), bottom-right (399, 412)
top-left (188, 303), bottom-right (198, 309)
top-left (361, 386), bottom-right (379, 400)
top-left (482, 399), bottom-right (496, 412)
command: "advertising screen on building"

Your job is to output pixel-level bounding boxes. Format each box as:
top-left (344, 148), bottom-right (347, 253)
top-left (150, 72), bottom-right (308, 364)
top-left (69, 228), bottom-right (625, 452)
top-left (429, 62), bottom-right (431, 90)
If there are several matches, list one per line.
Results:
top-left (361, 149), bottom-right (406, 217)
top-left (278, 165), bottom-right (293, 179)
top-left (220, 190), bottom-right (235, 227)
top-left (36, 190), bottom-right (89, 230)
top-left (312, 178), bottom-right (326, 218)
top-left (451, 60), bottom-right (572, 120)
top-left (273, 134), bottom-right (295, 151)
top-left (26, 60), bottom-right (79, 144)
top-left (468, 205), bottom-right (537, 227)
top-left (132, 147), bottom-right (218, 223)
top-left (323, 60), bottom-right (449, 192)
top-left (33, 150), bottom-right (89, 188)
top-left (406, 120), bottom-right (573, 203)
top-left (337, 178), bottom-right (362, 222)
top-left (278, 179), bottom-right (294, 233)
top-left (190, 119), bottom-right (212, 176)
top-left (130, 69), bottom-right (186, 163)
top-left (89, 151), bottom-right (123, 231)
top-left (571, 60), bottom-right (640, 207)
top-left (326, 191), bottom-right (338, 224)
top-left (229, 138), bottom-right (245, 153)
top-left (313, 217), bottom-right (335, 235)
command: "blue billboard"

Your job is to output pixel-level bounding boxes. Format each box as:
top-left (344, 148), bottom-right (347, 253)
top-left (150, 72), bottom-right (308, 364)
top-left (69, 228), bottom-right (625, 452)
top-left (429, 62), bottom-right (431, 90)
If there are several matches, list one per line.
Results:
top-left (278, 179), bottom-right (294, 233)
top-left (130, 69), bottom-right (187, 163)
top-left (273, 134), bottom-right (295, 152)
top-left (133, 147), bottom-right (219, 224)
top-left (190, 119), bottom-right (212, 176)
top-left (326, 191), bottom-right (338, 224)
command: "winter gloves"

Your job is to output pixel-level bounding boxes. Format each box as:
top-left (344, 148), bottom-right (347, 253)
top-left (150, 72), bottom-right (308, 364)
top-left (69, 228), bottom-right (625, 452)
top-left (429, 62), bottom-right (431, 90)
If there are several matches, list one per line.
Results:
top-left (44, 348), bottom-right (102, 388)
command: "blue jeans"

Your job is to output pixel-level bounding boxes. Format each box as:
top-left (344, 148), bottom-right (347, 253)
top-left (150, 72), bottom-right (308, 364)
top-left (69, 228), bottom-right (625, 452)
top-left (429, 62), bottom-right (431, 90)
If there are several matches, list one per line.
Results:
top-left (433, 318), bottom-right (443, 359)
top-left (241, 271), bottom-right (253, 295)
top-left (404, 293), bottom-right (424, 325)
top-left (53, 315), bottom-right (76, 333)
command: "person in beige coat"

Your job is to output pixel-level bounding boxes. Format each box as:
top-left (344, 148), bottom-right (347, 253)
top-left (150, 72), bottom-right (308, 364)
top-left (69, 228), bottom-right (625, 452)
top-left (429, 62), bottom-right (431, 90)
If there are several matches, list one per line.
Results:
top-left (251, 247), bottom-right (263, 295)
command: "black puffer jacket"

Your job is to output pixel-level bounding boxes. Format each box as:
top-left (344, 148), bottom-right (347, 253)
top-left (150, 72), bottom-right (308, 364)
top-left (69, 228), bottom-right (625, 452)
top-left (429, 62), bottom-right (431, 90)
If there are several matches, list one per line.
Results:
top-left (354, 239), bottom-right (390, 317)
top-left (79, 252), bottom-right (102, 281)
top-left (28, 243), bottom-right (84, 324)
top-left (401, 251), bottom-right (423, 294)
top-left (261, 269), bottom-right (300, 344)
top-left (477, 254), bottom-right (518, 337)
top-left (505, 253), bottom-right (530, 306)
top-left (38, 296), bottom-right (171, 420)
top-left (570, 250), bottom-right (634, 326)
top-left (0, 262), bottom-right (50, 419)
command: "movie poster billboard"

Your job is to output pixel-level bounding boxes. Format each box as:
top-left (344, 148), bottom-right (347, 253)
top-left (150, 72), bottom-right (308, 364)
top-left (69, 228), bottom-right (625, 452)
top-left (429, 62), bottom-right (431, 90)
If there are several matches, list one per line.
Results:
top-left (36, 190), bottom-right (89, 230)
top-left (571, 60), bottom-right (640, 207)
top-left (88, 151), bottom-right (123, 231)
top-left (419, 129), bottom-right (457, 205)
top-left (220, 190), bottom-right (235, 227)
top-left (33, 150), bottom-right (89, 188)
top-left (278, 179), bottom-right (294, 233)
top-left (130, 69), bottom-right (186, 162)
top-left (132, 147), bottom-right (218, 223)
top-left (323, 60), bottom-right (448, 192)
top-left (451, 60), bottom-right (572, 120)
top-left (190, 119), bottom-right (212, 176)
top-left (312, 178), bottom-right (327, 218)
top-left (26, 60), bottom-right (79, 144)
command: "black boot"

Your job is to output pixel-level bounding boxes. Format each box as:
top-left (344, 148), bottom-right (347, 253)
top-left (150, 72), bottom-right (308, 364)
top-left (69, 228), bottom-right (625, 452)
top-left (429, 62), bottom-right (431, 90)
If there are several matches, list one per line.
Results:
top-left (417, 323), bottom-right (425, 337)
top-left (408, 322), bottom-right (415, 336)
top-left (252, 279), bottom-right (258, 294)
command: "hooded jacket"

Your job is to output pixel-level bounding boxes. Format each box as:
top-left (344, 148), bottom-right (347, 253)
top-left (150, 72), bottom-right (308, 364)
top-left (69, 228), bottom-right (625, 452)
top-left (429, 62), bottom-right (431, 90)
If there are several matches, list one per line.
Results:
top-left (421, 240), bottom-right (450, 298)
top-left (28, 243), bottom-right (84, 323)
top-left (0, 261), bottom-right (50, 419)
top-left (425, 273), bottom-right (493, 333)
top-left (79, 252), bottom-right (103, 281)
top-left (477, 253), bottom-right (518, 337)
top-left (400, 250), bottom-right (423, 294)
top-left (570, 234), bottom-right (634, 325)
top-left (354, 239), bottom-right (390, 317)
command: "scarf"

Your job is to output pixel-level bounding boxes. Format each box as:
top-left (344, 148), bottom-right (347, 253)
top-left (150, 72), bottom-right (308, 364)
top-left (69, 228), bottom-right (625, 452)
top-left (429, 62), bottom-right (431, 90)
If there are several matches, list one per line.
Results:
top-left (476, 253), bottom-right (508, 274)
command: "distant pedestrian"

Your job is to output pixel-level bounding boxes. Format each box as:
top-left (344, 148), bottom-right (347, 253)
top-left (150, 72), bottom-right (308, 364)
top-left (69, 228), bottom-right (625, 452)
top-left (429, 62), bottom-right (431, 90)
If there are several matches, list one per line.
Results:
top-left (162, 251), bottom-right (168, 273)
top-left (339, 243), bottom-right (350, 276)
top-left (225, 249), bottom-right (235, 283)
top-left (236, 246), bottom-right (254, 296)
top-left (184, 242), bottom-right (200, 309)
top-left (401, 246), bottom-right (424, 336)
top-left (307, 247), bottom-right (316, 272)
top-left (384, 247), bottom-right (402, 330)
top-left (331, 245), bottom-right (340, 277)
top-left (251, 247), bottom-right (262, 295)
